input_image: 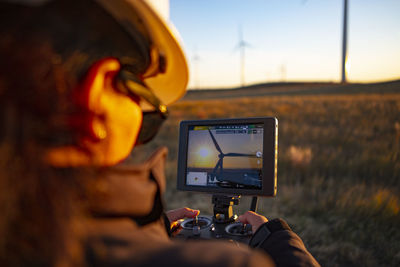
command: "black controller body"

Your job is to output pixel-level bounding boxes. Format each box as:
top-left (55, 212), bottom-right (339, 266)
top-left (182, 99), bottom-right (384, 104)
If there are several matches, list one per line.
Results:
top-left (174, 215), bottom-right (253, 244)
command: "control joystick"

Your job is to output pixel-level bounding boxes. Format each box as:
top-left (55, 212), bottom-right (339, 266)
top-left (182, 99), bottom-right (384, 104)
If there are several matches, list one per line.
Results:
top-left (193, 216), bottom-right (200, 236)
top-left (225, 222), bottom-right (252, 236)
top-left (174, 195), bottom-right (257, 244)
top-left (181, 216), bottom-right (212, 236)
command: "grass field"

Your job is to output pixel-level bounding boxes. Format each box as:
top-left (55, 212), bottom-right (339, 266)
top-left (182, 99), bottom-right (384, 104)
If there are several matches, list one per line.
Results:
top-left (128, 82), bottom-right (400, 267)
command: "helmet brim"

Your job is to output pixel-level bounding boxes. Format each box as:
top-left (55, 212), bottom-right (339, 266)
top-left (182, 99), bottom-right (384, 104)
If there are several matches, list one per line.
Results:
top-left (95, 0), bottom-right (189, 108)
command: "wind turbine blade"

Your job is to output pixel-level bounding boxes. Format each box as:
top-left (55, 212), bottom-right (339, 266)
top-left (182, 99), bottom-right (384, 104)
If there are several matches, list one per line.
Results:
top-left (224, 153), bottom-right (257, 157)
top-left (208, 129), bottom-right (223, 154)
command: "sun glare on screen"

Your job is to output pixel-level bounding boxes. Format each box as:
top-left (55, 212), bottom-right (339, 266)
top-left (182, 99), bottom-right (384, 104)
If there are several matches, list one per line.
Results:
top-left (199, 147), bottom-right (210, 157)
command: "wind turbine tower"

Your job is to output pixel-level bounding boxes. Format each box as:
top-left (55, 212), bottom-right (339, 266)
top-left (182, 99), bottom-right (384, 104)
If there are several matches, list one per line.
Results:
top-left (341, 0), bottom-right (349, 83)
top-left (192, 47), bottom-right (201, 89)
top-left (234, 26), bottom-right (251, 87)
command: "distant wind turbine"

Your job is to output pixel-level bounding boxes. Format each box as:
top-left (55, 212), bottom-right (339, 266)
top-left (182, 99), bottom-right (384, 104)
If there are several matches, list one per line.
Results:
top-left (280, 64), bottom-right (287, 82)
top-left (234, 25), bottom-right (252, 87)
top-left (192, 46), bottom-right (201, 89)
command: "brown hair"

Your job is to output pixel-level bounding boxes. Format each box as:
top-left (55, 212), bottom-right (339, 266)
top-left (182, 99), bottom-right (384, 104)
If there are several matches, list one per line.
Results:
top-left (0, 0), bottom-right (150, 265)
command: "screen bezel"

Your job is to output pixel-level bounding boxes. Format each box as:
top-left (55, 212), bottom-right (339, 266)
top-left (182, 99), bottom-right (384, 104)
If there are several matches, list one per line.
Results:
top-left (177, 117), bottom-right (277, 196)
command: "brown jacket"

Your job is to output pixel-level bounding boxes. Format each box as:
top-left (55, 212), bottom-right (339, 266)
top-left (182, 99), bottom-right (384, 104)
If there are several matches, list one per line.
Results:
top-left (84, 147), bottom-right (319, 267)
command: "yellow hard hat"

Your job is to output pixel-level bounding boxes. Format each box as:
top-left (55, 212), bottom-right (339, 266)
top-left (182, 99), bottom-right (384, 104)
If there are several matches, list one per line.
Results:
top-left (95, 0), bottom-right (189, 108)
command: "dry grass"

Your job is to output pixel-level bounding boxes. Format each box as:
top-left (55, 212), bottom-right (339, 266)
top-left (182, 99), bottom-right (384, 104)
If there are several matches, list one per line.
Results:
top-left (128, 92), bottom-right (400, 267)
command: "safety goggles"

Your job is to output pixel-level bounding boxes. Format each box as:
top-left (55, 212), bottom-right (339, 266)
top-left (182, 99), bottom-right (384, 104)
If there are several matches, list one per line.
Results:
top-left (115, 67), bottom-right (169, 145)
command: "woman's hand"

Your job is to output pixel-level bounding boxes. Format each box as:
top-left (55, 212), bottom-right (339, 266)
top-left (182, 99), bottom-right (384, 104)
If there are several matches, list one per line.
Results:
top-left (238, 211), bottom-right (268, 232)
top-left (166, 207), bottom-right (200, 223)
top-left (166, 207), bottom-right (200, 236)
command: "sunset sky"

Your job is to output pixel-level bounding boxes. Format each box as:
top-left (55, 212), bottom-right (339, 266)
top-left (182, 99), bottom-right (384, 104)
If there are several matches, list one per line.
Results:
top-left (169, 0), bottom-right (400, 88)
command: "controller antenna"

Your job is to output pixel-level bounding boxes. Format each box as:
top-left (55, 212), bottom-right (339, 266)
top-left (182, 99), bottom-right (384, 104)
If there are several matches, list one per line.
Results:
top-left (250, 196), bottom-right (258, 212)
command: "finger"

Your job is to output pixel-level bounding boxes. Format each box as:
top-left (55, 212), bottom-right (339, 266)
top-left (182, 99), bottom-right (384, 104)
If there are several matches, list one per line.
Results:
top-left (170, 220), bottom-right (182, 233)
top-left (238, 213), bottom-right (256, 225)
top-left (182, 207), bottom-right (200, 218)
top-left (238, 211), bottom-right (256, 224)
top-left (166, 207), bottom-right (200, 222)
top-left (170, 223), bottom-right (183, 237)
top-left (238, 211), bottom-right (268, 232)
top-left (166, 209), bottom-right (181, 222)
top-left (238, 214), bottom-right (250, 224)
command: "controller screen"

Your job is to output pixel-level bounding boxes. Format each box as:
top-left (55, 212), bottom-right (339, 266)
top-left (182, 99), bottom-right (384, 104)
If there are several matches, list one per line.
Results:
top-left (186, 124), bottom-right (263, 190)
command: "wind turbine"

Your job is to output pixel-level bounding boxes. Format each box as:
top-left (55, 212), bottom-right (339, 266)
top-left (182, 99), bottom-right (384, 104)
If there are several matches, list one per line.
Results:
top-left (341, 0), bottom-right (349, 83)
top-left (234, 25), bottom-right (252, 87)
top-left (192, 46), bottom-right (201, 89)
top-left (280, 64), bottom-right (287, 82)
top-left (208, 129), bottom-right (262, 187)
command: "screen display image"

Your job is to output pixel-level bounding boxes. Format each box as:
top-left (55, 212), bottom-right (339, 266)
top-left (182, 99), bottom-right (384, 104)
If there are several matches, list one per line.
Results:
top-left (186, 124), bottom-right (263, 190)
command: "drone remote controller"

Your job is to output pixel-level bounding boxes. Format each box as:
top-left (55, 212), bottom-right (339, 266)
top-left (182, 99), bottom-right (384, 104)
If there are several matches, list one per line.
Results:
top-left (175, 118), bottom-right (278, 243)
top-left (174, 215), bottom-right (253, 243)
top-left (173, 195), bottom-right (257, 244)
